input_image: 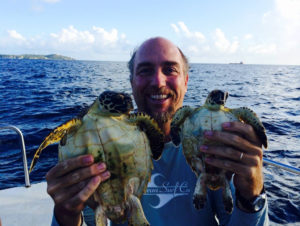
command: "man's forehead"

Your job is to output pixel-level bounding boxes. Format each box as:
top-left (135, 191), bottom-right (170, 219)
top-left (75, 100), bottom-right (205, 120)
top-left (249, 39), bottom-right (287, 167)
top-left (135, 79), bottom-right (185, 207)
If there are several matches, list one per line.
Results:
top-left (135, 38), bottom-right (182, 66)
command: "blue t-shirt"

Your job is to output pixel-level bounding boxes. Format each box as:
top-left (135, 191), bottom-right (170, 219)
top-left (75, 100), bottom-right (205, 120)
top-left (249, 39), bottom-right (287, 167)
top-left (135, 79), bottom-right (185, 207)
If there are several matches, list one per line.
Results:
top-left (52, 142), bottom-right (269, 226)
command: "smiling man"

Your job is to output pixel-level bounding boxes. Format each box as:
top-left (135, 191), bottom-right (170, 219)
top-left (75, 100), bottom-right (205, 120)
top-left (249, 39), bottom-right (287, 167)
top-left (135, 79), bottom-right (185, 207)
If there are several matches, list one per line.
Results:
top-left (50, 37), bottom-right (268, 226)
top-left (129, 38), bottom-right (189, 139)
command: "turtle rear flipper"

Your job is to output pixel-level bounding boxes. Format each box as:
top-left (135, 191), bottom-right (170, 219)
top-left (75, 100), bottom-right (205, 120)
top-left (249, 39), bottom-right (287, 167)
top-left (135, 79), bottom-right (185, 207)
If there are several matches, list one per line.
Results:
top-left (171, 106), bottom-right (195, 146)
top-left (29, 118), bottom-right (82, 173)
top-left (231, 107), bottom-right (268, 148)
top-left (128, 113), bottom-right (164, 160)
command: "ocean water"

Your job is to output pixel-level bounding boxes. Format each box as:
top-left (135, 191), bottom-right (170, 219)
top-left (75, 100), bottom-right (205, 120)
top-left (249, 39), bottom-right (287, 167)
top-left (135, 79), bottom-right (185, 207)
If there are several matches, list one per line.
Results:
top-left (0, 59), bottom-right (299, 225)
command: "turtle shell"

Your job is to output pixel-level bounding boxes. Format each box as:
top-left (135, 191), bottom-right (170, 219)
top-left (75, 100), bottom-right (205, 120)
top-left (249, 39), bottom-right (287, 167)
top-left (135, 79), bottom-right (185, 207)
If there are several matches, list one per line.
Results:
top-left (59, 114), bottom-right (153, 203)
top-left (180, 107), bottom-right (238, 187)
top-left (29, 91), bottom-right (163, 225)
top-left (59, 110), bottom-right (153, 222)
top-left (171, 89), bottom-right (267, 214)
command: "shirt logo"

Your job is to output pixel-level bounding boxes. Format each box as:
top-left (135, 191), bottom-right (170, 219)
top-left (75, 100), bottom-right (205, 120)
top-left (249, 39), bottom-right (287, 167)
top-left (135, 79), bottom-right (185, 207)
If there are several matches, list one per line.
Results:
top-left (144, 173), bottom-right (190, 209)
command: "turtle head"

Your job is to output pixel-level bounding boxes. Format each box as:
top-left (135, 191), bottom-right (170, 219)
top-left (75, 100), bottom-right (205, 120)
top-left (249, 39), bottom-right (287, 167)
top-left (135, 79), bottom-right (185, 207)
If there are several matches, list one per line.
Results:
top-left (205, 90), bottom-right (229, 108)
top-left (98, 91), bottom-right (133, 114)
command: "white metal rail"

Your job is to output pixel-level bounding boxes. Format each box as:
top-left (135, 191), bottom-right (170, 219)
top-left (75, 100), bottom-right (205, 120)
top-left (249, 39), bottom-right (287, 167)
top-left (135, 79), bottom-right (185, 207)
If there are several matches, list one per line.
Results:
top-left (263, 157), bottom-right (300, 175)
top-left (0, 125), bottom-right (31, 187)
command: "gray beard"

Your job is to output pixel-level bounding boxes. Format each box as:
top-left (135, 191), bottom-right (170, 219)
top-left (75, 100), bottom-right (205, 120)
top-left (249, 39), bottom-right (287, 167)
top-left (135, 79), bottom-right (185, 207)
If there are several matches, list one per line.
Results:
top-left (151, 107), bottom-right (175, 126)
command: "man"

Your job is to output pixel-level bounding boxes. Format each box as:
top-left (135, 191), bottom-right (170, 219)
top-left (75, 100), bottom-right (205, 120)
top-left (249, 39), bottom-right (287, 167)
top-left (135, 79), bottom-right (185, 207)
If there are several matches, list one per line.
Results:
top-left (50, 37), bottom-right (268, 225)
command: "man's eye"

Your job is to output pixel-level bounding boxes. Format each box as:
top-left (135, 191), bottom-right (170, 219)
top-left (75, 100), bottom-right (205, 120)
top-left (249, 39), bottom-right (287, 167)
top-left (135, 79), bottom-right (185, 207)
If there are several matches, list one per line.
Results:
top-left (137, 68), bottom-right (153, 76)
top-left (163, 67), bottom-right (178, 75)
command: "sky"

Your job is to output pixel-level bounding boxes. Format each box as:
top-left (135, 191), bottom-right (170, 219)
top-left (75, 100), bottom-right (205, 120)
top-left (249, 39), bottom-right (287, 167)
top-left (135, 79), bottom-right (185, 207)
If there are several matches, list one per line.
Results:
top-left (0, 0), bottom-right (299, 65)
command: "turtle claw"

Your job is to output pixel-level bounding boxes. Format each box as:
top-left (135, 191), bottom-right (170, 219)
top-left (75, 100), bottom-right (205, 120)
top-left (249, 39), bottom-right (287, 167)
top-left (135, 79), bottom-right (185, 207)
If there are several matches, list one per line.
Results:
top-left (170, 126), bottom-right (181, 146)
top-left (223, 198), bottom-right (233, 214)
top-left (193, 194), bottom-right (206, 210)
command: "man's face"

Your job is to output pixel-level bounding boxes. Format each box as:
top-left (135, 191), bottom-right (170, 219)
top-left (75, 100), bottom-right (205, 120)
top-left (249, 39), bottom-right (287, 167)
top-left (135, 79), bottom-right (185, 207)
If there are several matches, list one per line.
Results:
top-left (131, 38), bottom-right (188, 124)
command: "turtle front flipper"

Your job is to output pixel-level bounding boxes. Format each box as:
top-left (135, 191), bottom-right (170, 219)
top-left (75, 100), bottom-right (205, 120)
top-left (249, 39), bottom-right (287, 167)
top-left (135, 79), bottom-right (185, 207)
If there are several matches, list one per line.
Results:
top-left (230, 107), bottom-right (268, 148)
top-left (128, 113), bottom-right (164, 160)
top-left (127, 194), bottom-right (149, 226)
top-left (29, 118), bottom-right (82, 173)
top-left (170, 106), bottom-right (195, 146)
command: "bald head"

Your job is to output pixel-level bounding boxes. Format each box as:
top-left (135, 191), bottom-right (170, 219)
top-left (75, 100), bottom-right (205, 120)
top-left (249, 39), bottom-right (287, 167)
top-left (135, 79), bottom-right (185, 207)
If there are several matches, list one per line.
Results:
top-left (128, 37), bottom-right (189, 82)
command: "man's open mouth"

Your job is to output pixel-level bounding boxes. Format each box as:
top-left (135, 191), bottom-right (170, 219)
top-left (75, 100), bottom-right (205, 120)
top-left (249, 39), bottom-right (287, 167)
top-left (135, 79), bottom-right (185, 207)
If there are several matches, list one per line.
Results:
top-left (150, 94), bottom-right (170, 100)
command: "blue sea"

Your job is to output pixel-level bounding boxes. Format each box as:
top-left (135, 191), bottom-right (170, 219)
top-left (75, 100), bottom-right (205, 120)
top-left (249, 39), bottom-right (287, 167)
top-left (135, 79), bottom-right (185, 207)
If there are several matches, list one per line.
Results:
top-left (0, 59), bottom-right (299, 225)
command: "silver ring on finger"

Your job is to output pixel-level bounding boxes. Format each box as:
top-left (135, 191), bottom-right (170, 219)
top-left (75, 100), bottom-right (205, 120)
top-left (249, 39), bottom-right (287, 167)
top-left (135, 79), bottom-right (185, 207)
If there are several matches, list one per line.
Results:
top-left (239, 152), bottom-right (244, 161)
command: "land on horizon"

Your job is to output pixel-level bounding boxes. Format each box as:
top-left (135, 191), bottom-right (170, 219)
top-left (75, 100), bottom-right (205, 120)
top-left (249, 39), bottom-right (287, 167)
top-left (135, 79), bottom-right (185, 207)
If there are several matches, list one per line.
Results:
top-left (0, 54), bottom-right (75, 60)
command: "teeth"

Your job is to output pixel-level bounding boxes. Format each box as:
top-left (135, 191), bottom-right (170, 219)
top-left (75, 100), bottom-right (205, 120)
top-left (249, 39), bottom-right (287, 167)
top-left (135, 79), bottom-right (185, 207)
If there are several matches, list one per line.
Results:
top-left (151, 94), bottom-right (168, 100)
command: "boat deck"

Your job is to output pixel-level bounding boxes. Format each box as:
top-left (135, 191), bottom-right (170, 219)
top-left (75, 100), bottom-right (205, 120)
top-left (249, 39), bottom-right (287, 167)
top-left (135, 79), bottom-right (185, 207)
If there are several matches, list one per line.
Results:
top-left (0, 182), bottom-right (53, 226)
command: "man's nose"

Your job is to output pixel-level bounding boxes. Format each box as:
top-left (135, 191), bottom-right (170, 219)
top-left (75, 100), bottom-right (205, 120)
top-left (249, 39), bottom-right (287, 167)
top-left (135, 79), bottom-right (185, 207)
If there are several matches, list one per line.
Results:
top-left (150, 69), bottom-right (166, 87)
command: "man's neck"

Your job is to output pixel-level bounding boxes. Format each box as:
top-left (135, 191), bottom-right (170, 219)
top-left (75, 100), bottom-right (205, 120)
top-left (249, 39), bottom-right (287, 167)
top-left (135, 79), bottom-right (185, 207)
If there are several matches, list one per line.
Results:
top-left (159, 120), bottom-right (171, 143)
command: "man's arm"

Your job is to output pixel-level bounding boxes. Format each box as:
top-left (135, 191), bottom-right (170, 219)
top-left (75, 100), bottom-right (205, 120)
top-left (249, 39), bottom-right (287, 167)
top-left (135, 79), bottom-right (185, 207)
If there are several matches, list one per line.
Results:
top-left (47, 154), bottom-right (110, 226)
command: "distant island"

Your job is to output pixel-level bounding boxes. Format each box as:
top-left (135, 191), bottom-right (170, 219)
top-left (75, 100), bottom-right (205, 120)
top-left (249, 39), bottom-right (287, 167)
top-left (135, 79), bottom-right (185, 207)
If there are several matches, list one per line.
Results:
top-left (0, 54), bottom-right (75, 60)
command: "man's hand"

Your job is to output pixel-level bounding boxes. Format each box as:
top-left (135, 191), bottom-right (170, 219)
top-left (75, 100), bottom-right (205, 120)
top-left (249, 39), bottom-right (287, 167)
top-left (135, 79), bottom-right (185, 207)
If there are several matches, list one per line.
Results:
top-left (199, 121), bottom-right (264, 200)
top-left (46, 154), bottom-right (110, 226)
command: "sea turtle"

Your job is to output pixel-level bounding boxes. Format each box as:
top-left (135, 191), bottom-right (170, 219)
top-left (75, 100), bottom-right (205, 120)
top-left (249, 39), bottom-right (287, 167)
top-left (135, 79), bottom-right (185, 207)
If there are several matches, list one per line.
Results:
top-left (170, 89), bottom-right (267, 213)
top-left (29, 90), bottom-right (164, 226)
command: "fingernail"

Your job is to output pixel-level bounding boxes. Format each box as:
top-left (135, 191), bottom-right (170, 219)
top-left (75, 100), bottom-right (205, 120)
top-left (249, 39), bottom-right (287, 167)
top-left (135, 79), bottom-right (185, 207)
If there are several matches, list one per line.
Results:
top-left (102, 171), bottom-right (110, 179)
top-left (83, 156), bottom-right (93, 165)
top-left (93, 176), bottom-right (101, 185)
top-left (97, 163), bottom-right (106, 171)
top-left (200, 145), bottom-right (208, 151)
top-left (223, 122), bottom-right (231, 128)
top-left (204, 131), bottom-right (213, 137)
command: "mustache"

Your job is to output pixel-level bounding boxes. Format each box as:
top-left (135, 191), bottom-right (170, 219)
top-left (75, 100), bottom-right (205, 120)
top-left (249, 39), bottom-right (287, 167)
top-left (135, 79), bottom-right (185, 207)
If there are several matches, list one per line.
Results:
top-left (146, 87), bottom-right (176, 97)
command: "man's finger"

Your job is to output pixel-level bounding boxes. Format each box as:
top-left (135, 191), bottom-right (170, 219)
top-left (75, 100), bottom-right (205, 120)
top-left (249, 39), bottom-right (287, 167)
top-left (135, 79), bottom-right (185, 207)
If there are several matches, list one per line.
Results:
top-left (200, 145), bottom-right (248, 162)
top-left (222, 121), bottom-right (262, 146)
top-left (52, 170), bottom-right (110, 205)
top-left (51, 180), bottom-right (88, 204)
top-left (47, 162), bottom-right (108, 193)
top-left (204, 156), bottom-right (257, 177)
top-left (204, 130), bottom-right (262, 157)
top-left (64, 176), bottom-right (103, 211)
top-left (46, 155), bottom-right (94, 180)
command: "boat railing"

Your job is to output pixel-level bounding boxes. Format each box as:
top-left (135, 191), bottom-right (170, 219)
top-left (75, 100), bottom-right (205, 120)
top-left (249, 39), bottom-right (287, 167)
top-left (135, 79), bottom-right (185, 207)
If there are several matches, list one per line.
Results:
top-left (0, 125), bottom-right (31, 187)
top-left (263, 157), bottom-right (300, 175)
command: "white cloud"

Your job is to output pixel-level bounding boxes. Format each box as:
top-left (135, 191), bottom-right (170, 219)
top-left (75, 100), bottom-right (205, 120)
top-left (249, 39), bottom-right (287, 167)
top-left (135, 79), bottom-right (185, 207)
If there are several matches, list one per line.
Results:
top-left (214, 28), bottom-right (230, 52)
top-left (171, 24), bottom-right (179, 33)
top-left (276, 0), bottom-right (300, 21)
top-left (171, 21), bottom-right (205, 43)
top-left (213, 28), bottom-right (239, 53)
top-left (7, 30), bottom-right (26, 41)
top-left (244, 34), bottom-right (253, 40)
top-left (260, 0), bottom-right (300, 63)
top-left (92, 26), bottom-right (119, 45)
top-left (50, 26), bottom-right (95, 44)
top-left (0, 26), bottom-right (132, 60)
top-left (170, 22), bottom-right (207, 57)
top-left (177, 22), bottom-right (192, 37)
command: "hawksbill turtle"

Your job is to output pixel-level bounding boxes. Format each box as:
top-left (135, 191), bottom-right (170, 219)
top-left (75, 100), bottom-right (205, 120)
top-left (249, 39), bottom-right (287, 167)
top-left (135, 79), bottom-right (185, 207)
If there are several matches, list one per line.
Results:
top-left (29, 90), bottom-right (164, 226)
top-left (170, 89), bottom-right (267, 213)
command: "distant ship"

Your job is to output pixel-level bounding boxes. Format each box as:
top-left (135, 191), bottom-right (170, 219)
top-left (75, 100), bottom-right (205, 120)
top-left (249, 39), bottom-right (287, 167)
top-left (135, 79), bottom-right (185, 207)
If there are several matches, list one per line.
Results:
top-left (229, 61), bottom-right (243, 64)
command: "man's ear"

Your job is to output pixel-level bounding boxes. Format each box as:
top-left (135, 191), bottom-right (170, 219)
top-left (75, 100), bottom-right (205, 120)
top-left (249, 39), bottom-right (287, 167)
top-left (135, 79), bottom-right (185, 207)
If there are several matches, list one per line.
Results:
top-left (184, 73), bottom-right (189, 92)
